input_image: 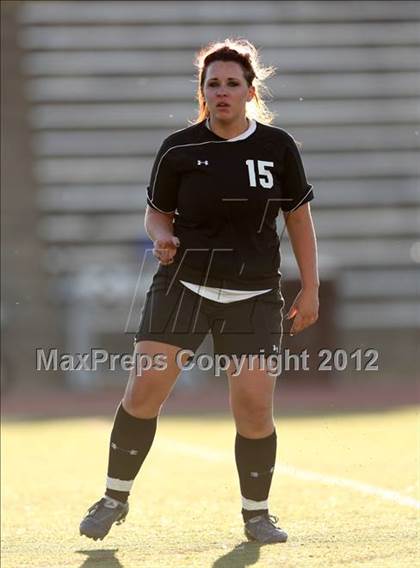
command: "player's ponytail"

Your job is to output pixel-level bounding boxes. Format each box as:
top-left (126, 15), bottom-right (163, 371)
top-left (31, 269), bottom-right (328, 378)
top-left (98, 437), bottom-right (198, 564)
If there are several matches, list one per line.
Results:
top-left (192, 38), bottom-right (276, 125)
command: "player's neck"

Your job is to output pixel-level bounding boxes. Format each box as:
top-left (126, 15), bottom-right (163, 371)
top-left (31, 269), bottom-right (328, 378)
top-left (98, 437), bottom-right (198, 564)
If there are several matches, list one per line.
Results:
top-left (207, 115), bottom-right (249, 140)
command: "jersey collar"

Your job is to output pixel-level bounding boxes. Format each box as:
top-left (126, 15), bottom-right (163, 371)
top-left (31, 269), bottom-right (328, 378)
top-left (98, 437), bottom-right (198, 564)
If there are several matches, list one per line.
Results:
top-left (205, 117), bottom-right (257, 142)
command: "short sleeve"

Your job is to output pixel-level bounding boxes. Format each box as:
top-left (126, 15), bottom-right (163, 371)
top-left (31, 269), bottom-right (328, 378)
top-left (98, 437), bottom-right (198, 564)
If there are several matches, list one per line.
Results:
top-left (280, 138), bottom-right (314, 212)
top-left (146, 138), bottom-right (180, 214)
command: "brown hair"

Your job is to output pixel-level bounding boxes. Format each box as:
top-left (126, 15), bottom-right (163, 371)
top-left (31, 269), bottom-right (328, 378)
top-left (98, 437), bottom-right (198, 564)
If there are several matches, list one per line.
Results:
top-left (191, 38), bottom-right (276, 125)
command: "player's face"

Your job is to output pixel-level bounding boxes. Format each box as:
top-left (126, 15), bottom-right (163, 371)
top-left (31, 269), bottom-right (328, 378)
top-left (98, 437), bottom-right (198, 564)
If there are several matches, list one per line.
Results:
top-left (203, 61), bottom-right (255, 122)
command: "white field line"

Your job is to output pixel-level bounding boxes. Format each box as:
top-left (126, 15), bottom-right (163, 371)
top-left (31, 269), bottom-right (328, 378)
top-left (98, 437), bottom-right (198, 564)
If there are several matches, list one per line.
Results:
top-left (158, 438), bottom-right (420, 510)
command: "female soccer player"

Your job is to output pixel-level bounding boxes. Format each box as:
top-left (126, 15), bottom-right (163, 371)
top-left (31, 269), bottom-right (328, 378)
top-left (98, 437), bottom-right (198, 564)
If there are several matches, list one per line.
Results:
top-left (80, 38), bottom-right (319, 545)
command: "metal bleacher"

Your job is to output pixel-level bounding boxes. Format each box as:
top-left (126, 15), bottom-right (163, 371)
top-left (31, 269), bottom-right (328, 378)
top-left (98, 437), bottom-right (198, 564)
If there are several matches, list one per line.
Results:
top-left (16, 1), bottom-right (420, 383)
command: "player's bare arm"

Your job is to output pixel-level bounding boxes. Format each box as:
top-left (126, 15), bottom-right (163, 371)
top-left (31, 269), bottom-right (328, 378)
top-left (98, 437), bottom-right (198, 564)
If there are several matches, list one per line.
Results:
top-left (283, 203), bottom-right (319, 335)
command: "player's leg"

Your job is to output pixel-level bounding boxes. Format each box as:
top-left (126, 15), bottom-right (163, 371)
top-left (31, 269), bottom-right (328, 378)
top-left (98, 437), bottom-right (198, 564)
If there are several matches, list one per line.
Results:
top-left (228, 363), bottom-right (287, 543)
top-left (227, 363), bottom-right (278, 513)
top-left (79, 340), bottom-right (191, 540)
top-left (212, 288), bottom-right (287, 543)
top-left (228, 357), bottom-right (276, 438)
top-left (80, 269), bottom-right (207, 540)
top-left (105, 340), bottom-right (192, 504)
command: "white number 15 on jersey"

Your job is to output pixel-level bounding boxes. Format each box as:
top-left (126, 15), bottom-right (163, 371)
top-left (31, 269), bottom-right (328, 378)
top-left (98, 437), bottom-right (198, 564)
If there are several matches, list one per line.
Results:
top-left (245, 159), bottom-right (274, 189)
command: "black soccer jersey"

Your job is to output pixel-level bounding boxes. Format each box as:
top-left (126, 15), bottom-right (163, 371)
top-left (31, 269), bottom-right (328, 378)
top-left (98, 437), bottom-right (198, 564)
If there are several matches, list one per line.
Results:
top-left (146, 118), bottom-right (314, 290)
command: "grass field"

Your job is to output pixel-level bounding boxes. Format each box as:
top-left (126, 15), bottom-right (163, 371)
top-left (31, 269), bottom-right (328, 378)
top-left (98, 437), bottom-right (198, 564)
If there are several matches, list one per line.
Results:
top-left (2, 407), bottom-right (419, 568)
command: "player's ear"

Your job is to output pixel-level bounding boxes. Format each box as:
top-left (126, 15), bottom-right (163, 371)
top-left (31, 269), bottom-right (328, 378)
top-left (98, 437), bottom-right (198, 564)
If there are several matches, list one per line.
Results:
top-left (247, 85), bottom-right (256, 102)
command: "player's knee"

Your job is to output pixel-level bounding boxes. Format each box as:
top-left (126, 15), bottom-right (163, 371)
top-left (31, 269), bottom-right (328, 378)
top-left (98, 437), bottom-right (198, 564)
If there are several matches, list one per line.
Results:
top-left (123, 383), bottom-right (169, 417)
top-left (235, 410), bottom-right (274, 438)
top-left (233, 397), bottom-right (272, 425)
top-left (123, 394), bottom-right (165, 418)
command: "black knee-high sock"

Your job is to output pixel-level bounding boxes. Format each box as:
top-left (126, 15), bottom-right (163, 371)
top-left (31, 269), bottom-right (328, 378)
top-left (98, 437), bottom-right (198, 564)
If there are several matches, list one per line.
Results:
top-left (235, 429), bottom-right (277, 523)
top-left (105, 402), bottom-right (158, 503)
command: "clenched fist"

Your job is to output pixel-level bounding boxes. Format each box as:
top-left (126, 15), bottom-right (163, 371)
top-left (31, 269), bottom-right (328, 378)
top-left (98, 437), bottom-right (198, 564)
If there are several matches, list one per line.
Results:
top-left (152, 236), bottom-right (180, 265)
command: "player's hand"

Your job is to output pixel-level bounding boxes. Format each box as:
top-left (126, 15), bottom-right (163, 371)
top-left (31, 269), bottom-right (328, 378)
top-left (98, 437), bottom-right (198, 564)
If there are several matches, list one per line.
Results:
top-left (152, 236), bottom-right (180, 265)
top-left (286, 288), bottom-right (319, 336)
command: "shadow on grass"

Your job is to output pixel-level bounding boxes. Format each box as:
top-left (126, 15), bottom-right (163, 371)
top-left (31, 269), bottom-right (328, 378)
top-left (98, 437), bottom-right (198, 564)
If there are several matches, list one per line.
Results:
top-left (212, 540), bottom-right (264, 568)
top-left (76, 548), bottom-right (123, 567)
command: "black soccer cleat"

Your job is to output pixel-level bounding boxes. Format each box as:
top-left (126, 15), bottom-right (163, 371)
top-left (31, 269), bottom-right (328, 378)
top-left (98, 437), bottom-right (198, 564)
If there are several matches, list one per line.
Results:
top-left (79, 497), bottom-right (129, 540)
top-left (244, 513), bottom-right (288, 544)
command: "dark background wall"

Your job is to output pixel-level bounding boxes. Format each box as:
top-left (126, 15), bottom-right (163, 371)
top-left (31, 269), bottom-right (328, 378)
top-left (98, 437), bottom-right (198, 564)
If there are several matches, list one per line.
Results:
top-left (1, 0), bottom-right (63, 389)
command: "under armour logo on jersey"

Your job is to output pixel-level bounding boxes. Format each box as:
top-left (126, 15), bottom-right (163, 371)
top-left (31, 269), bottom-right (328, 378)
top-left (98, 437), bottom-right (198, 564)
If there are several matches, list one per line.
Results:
top-left (197, 160), bottom-right (209, 166)
top-left (272, 344), bottom-right (279, 352)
